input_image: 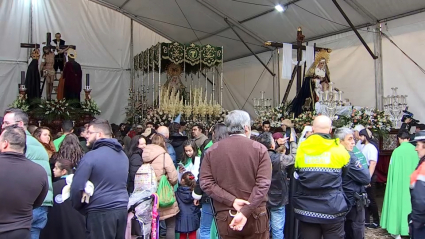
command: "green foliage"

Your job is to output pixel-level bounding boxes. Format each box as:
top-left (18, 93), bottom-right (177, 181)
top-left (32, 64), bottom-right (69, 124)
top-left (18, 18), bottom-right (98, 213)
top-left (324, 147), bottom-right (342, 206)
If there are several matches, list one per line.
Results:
top-left (9, 95), bottom-right (30, 112)
top-left (81, 99), bottom-right (101, 116)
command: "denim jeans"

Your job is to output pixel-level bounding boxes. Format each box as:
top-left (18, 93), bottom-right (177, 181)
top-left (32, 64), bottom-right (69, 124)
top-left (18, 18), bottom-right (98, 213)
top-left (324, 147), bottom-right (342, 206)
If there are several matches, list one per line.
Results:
top-left (200, 202), bottom-right (214, 239)
top-left (31, 206), bottom-right (48, 239)
top-left (270, 206), bottom-right (286, 239)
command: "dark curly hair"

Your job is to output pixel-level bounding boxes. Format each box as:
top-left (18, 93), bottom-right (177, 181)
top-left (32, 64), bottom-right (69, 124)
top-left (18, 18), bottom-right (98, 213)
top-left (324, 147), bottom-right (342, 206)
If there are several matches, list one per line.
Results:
top-left (55, 134), bottom-right (84, 168)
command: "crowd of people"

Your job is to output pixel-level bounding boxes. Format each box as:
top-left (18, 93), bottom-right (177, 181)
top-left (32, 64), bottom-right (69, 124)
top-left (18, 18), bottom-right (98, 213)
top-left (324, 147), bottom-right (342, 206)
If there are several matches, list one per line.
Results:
top-left (0, 108), bottom-right (424, 239)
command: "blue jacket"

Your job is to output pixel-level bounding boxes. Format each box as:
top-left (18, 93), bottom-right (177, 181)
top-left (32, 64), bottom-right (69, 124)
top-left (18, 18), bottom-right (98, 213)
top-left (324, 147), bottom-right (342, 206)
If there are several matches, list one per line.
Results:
top-left (166, 142), bottom-right (177, 166)
top-left (175, 186), bottom-right (200, 233)
top-left (70, 138), bottom-right (129, 214)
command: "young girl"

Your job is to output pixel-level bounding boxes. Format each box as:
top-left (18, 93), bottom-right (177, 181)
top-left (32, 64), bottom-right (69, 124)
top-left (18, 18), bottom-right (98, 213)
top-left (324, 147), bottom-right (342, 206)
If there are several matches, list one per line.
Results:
top-left (175, 172), bottom-right (201, 239)
top-left (178, 141), bottom-right (200, 181)
top-left (40, 158), bottom-right (85, 239)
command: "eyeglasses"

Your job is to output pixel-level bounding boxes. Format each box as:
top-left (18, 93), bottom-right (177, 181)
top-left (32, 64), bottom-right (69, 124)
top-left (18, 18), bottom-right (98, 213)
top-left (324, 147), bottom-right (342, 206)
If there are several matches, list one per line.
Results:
top-left (87, 131), bottom-right (99, 135)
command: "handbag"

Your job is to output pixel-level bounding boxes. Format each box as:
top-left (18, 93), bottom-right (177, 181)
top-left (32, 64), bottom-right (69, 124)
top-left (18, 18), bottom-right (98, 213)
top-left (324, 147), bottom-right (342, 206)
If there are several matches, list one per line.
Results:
top-left (157, 154), bottom-right (176, 208)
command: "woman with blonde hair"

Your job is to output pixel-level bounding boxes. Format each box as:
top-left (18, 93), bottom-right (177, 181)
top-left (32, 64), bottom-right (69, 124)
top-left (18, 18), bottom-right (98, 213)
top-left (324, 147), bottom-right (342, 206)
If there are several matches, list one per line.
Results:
top-left (142, 133), bottom-right (179, 239)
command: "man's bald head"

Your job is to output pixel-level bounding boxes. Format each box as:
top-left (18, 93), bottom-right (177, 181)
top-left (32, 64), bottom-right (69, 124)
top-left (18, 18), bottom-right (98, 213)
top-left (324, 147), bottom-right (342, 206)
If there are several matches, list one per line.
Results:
top-left (312, 115), bottom-right (332, 134)
top-left (157, 126), bottom-right (170, 139)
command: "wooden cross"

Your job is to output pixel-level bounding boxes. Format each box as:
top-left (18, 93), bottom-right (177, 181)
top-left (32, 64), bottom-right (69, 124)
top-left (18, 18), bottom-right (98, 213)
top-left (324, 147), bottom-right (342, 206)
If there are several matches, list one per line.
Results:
top-left (20, 32), bottom-right (77, 51)
top-left (265, 27), bottom-right (332, 104)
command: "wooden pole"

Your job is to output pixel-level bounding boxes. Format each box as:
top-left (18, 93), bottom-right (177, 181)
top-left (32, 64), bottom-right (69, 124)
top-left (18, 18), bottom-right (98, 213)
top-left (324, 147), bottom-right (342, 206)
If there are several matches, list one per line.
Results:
top-left (296, 27), bottom-right (304, 92)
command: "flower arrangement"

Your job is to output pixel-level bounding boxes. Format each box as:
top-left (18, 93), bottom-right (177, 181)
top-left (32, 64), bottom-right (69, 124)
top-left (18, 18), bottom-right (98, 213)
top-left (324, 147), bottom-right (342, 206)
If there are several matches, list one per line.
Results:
top-left (293, 111), bottom-right (317, 132)
top-left (254, 101), bottom-right (292, 128)
top-left (369, 109), bottom-right (393, 136)
top-left (351, 108), bottom-right (371, 128)
top-left (333, 115), bottom-right (353, 128)
top-left (9, 95), bottom-right (30, 112)
top-left (38, 98), bottom-right (72, 120)
top-left (81, 99), bottom-right (101, 116)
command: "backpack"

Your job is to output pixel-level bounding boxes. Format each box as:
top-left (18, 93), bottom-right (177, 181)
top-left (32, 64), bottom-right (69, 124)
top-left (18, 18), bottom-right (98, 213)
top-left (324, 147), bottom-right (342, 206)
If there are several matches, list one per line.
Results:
top-left (134, 163), bottom-right (158, 195)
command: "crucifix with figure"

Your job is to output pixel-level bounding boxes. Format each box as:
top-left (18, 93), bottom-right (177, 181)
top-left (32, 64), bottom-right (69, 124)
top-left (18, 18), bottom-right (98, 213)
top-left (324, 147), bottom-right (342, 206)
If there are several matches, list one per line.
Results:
top-left (265, 27), bottom-right (332, 105)
top-left (20, 32), bottom-right (76, 100)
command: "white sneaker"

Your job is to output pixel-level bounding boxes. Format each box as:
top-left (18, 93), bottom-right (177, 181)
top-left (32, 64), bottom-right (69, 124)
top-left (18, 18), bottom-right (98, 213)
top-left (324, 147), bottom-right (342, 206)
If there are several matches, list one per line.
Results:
top-left (391, 234), bottom-right (401, 239)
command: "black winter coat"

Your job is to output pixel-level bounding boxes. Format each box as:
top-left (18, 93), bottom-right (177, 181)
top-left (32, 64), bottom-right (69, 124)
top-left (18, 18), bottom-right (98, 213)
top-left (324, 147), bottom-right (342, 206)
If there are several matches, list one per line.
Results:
top-left (127, 151), bottom-right (143, 194)
top-left (170, 133), bottom-right (188, 163)
top-left (268, 144), bottom-right (296, 208)
top-left (40, 178), bottom-right (85, 239)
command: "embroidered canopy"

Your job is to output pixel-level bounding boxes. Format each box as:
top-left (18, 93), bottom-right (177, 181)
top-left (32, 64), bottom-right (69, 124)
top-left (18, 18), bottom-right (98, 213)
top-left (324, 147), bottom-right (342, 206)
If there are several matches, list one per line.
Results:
top-left (134, 42), bottom-right (223, 73)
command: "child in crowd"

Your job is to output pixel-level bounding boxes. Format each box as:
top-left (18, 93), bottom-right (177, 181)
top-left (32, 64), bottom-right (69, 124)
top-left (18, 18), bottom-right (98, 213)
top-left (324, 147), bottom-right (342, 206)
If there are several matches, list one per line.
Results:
top-left (175, 172), bottom-right (200, 239)
top-left (178, 141), bottom-right (200, 181)
top-left (40, 158), bottom-right (85, 239)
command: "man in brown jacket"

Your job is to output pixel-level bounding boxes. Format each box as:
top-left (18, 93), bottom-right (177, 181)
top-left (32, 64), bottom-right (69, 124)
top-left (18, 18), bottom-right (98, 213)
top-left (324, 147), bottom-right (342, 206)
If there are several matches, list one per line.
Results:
top-left (200, 110), bottom-right (272, 239)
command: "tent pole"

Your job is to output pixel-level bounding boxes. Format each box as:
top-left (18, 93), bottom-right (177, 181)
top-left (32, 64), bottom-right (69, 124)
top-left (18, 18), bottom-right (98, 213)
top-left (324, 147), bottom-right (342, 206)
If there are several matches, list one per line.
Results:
top-left (158, 44), bottom-right (161, 108)
top-left (374, 24), bottom-right (384, 110)
top-left (130, 20), bottom-right (134, 91)
top-left (28, 0), bottom-right (33, 61)
top-left (277, 48), bottom-right (280, 106)
top-left (332, 0), bottom-right (378, 59)
top-left (152, 48), bottom-right (155, 107)
top-left (147, 48), bottom-right (150, 105)
top-left (273, 50), bottom-right (276, 107)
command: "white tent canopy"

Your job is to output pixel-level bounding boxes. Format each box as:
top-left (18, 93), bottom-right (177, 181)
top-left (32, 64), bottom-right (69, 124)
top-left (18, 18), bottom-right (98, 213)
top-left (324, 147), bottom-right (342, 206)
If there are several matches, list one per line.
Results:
top-left (1, 0), bottom-right (425, 123)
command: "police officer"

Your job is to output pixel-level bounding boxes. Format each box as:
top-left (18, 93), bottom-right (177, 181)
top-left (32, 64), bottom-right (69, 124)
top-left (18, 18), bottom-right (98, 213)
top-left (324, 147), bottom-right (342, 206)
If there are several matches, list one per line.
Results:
top-left (293, 115), bottom-right (350, 239)
top-left (335, 128), bottom-right (370, 239)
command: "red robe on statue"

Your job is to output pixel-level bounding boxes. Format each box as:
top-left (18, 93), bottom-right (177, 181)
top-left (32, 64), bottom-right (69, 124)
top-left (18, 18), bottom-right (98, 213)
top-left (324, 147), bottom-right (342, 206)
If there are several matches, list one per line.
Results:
top-left (63, 60), bottom-right (82, 101)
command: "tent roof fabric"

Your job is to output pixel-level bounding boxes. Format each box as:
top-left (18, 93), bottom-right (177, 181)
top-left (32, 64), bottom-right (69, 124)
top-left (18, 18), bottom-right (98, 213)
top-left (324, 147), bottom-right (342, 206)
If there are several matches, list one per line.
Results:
top-left (94, 0), bottom-right (425, 61)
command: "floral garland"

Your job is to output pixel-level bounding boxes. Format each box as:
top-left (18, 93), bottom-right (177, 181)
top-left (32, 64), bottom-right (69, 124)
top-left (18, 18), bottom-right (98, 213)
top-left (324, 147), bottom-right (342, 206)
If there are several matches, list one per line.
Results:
top-left (81, 99), bottom-right (101, 116)
top-left (292, 108), bottom-right (392, 136)
top-left (142, 107), bottom-right (229, 131)
top-left (264, 107), bottom-right (392, 136)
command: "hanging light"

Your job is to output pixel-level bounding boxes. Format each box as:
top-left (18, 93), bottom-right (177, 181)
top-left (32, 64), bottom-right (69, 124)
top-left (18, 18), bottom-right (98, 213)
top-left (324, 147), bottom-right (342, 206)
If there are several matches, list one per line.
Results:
top-left (275, 4), bottom-right (285, 12)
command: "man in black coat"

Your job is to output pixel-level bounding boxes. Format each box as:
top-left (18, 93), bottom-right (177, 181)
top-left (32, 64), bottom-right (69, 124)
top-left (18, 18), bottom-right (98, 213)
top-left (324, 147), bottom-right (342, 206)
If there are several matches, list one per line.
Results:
top-left (52, 33), bottom-right (65, 73)
top-left (257, 132), bottom-right (296, 239)
top-left (0, 126), bottom-right (48, 239)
